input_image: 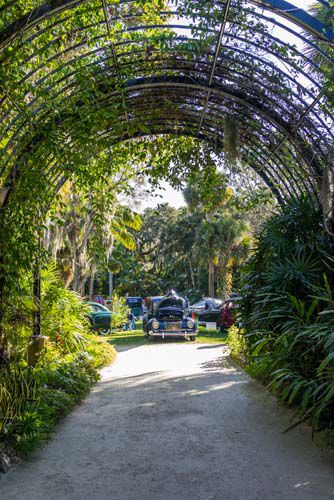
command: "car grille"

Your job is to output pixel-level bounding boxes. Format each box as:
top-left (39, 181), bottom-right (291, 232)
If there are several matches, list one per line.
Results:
top-left (164, 321), bottom-right (182, 331)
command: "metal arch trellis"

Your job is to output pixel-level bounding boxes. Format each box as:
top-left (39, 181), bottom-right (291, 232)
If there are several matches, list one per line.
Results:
top-left (0, 9), bottom-right (328, 119)
top-left (0, 0), bottom-right (333, 206)
top-left (0, 28), bottom-right (328, 151)
top-left (34, 75), bottom-right (310, 198)
top-left (38, 85), bottom-right (317, 202)
top-left (43, 116), bottom-right (303, 202)
top-left (0, 0), bottom-right (333, 50)
top-left (1, 72), bottom-right (322, 197)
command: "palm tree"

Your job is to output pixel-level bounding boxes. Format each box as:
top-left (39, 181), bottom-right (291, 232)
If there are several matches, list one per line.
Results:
top-left (44, 182), bottom-right (141, 295)
top-left (194, 214), bottom-right (249, 297)
top-left (303, 3), bottom-right (334, 73)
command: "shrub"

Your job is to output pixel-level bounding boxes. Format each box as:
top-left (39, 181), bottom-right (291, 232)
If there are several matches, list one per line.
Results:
top-left (111, 294), bottom-right (128, 329)
top-left (240, 195), bottom-right (334, 431)
top-left (41, 262), bottom-right (90, 353)
top-left (225, 325), bottom-right (247, 364)
top-left (0, 262), bottom-right (117, 458)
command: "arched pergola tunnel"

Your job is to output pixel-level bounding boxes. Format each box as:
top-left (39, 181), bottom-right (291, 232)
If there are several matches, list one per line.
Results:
top-left (0, 0), bottom-right (333, 214)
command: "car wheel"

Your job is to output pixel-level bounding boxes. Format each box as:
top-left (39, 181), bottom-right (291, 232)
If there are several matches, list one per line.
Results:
top-left (189, 335), bottom-right (196, 341)
top-left (97, 327), bottom-right (110, 336)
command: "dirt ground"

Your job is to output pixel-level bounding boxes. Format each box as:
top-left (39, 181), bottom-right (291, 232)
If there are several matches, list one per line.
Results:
top-left (1, 343), bottom-right (334, 500)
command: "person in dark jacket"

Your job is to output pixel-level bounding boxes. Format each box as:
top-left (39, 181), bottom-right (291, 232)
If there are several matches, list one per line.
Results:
top-left (125, 310), bottom-right (136, 330)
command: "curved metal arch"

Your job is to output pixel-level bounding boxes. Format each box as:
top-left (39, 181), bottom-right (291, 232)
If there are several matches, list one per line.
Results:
top-left (44, 129), bottom-right (285, 203)
top-left (1, 51), bottom-right (315, 150)
top-left (1, 12), bottom-right (332, 173)
top-left (0, 71), bottom-right (324, 199)
top-left (0, 1), bottom-right (330, 117)
top-left (26, 90), bottom-right (308, 203)
top-left (1, 31), bottom-right (321, 135)
top-left (0, 0), bottom-right (332, 209)
top-left (17, 35), bottom-right (333, 163)
top-left (95, 89), bottom-right (316, 195)
top-left (0, 0), bottom-right (332, 53)
top-left (0, 23), bottom-right (326, 154)
top-left (48, 114), bottom-right (310, 203)
top-left (2, 12), bottom-right (325, 110)
top-left (45, 115), bottom-right (296, 200)
top-left (120, 76), bottom-right (325, 169)
top-left (0, 8), bottom-right (330, 138)
top-left (39, 91), bottom-right (317, 200)
top-left (0, 1), bottom-right (331, 141)
top-left (0, 70), bottom-right (320, 188)
top-left (4, 5), bottom-right (328, 104)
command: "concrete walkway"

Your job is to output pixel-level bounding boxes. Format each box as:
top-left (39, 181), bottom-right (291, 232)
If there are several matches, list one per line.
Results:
top-left (1, 343), bottom-right (334, 500)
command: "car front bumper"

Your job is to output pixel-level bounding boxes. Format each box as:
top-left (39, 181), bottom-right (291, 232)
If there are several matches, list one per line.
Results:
top-left (150, 330), bottom-right (198, 338)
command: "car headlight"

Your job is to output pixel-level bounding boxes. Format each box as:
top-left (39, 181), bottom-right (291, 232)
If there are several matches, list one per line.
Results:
top-left (152, 319), bottom-right (160, 330)
top-left (187, 319), bottom-right (195, 329)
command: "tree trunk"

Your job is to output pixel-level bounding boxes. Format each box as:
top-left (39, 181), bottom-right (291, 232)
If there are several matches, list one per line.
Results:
top-left (33, 266), bottom-right (41, 337)
top-left (89, 274), bottom-right (95, 300)
top-left (188, 257), bottom-right (196, 290)
top-left (208, 260), bottom-right (215, 297)
top-left (222, 265), bottom-right (233, 299)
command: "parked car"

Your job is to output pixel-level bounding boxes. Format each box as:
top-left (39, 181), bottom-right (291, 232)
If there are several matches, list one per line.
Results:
top-left (142, 296), bottom-right (164, 332)
top-left (87, 301), bottom-right (111, 335)
top-left (189, 297), bottom-right (220, 315)
top-left (198, 296), bottom-right (241, 331)
top-left (126, 296), bottom-right (144, 318)
top-left (144, 290), bottom-right (198, 341)
top-left (189, 298), bottom-right (208, 315)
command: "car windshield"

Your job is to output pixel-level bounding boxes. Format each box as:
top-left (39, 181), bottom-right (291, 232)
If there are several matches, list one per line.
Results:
top-left (89, 302), bottom-right (109, 312)
top-left (126, 297), bottom-right (142, 307)
top-left (191, 300), bottom-right (206, 308)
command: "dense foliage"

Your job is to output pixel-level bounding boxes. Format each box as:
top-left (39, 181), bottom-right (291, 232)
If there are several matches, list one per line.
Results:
top-left (0, 265), bottom-right (115, 456)
top-left (240, 196), bottom-right (334, 431)
top-left (109, 174), bottom-right (268, 300)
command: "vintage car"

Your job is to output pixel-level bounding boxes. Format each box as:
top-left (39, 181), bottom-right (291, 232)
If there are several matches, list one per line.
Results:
top-left (198, 295), bottom-right (241, 331)
top-left (126, 296), bottom-right (144, 318)
top-left (189, 297), bottom-right (218, 315)
top-left (144, 291), bottom-right (198, 340)
top-left (87, 301), bottom-right (112, 335)
top-left (142, 296), bottom-right (163, 332)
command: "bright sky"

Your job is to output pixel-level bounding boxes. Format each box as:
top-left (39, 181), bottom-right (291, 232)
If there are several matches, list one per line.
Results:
top-left (140, 181), bottom-right (186, 211)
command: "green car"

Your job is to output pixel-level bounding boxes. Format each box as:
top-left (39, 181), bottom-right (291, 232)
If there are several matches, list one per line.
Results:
top-left (87, 301), bottom-right (111, 335)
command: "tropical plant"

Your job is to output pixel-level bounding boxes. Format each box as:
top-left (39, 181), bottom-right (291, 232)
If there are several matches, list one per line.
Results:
top-left (194, 213), bottom-right (249, 297)
top-left (240, 195), bottom-right (334, 430)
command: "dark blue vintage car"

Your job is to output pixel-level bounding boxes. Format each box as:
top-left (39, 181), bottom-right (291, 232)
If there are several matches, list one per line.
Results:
top-left (126, 296), bottom-right (144, 318)
top-left (144, 290), bottom-right (198, 341)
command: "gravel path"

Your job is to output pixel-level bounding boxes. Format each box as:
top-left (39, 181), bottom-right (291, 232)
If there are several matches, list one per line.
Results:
top-left (1, 343), bottom-right (334, 500)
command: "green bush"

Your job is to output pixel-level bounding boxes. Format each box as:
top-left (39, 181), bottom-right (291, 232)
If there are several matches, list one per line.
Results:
top-left (111, 294), bottom-right (128, 329)
top-left (0, 263), bottom-right (116, 457)
top-left (0, 340), bottom-right (116, 455)
top-left (225, 326), bottom-right (247, 364)
top-left (41, 263), bottom-right (90, 353)
top-left (240, 195), bottom-right (334, 431)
